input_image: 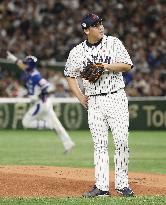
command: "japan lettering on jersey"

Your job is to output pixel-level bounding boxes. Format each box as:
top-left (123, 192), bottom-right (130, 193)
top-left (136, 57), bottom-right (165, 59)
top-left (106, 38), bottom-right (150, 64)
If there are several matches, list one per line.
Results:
top-left (65, 35), bottom-right (133, 96)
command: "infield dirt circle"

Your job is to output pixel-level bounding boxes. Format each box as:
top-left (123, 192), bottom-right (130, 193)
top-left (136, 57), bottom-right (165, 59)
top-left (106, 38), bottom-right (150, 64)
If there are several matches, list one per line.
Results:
top-left (0, 166), bottom-right (165, 197)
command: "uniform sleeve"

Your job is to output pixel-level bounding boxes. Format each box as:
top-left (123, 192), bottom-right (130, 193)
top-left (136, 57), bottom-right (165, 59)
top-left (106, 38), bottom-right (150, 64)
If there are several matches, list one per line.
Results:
top-left (64, 47), bottom-right (82, 78)
top-left (114, 37), bottom-right (133, 66)
top-left (33, 72), bottom-right (50, 92)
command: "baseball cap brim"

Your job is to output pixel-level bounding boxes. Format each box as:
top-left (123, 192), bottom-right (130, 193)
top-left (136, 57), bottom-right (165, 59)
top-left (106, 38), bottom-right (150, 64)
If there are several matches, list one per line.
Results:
top-left (81, 18), bottom-right (103, 29)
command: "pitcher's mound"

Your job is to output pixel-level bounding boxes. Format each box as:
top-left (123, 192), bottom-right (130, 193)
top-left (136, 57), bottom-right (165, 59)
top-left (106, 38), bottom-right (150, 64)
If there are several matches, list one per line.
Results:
top-left (0, 166), bottom-right (165, 197)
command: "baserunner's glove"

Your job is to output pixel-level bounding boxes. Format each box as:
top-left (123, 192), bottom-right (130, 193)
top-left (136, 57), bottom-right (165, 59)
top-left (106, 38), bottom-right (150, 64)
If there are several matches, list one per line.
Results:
top-left (80, 62), bottom-right (104, 83)
top-left (6, 51), bottom-right (18, 63)
top-left (6, 51), bottom-right (27, 70)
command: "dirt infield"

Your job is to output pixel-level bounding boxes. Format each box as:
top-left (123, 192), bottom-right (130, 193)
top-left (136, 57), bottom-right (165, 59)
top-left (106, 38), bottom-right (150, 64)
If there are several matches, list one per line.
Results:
top-left (0, 166), bottom-right (165, 197)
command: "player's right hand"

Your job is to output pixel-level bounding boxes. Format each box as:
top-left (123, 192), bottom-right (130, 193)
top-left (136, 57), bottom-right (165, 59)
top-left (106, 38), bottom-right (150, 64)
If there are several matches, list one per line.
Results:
top-left (6, 51), bottom-right (18, 63)
top-left (78, 94), bottom-right (88, 109)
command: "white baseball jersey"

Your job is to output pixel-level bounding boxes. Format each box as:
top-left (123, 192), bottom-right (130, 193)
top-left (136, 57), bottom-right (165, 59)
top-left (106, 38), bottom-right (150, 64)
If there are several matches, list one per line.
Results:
top-left (65, 35), bottom-right (133, 191)
top-left (65, 35), bottom-right (133, 95)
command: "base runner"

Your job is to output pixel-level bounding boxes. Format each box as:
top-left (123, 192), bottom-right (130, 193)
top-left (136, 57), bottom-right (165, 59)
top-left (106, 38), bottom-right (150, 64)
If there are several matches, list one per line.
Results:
top-left (7, 51), bottom-right (75, 154)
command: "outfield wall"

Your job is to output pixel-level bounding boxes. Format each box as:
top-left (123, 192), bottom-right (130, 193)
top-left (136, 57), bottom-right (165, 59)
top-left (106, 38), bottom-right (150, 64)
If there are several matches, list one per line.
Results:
top-left (0, 97), bottom-right (165, 130)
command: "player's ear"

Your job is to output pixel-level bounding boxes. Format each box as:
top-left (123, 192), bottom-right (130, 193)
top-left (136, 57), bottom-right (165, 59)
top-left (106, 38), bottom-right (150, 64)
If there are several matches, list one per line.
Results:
top-left (83, 28), bottom-right (90, 35)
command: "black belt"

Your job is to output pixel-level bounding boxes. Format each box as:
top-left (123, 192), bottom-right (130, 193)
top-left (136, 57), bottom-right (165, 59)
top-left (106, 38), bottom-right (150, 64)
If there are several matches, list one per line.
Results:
top-left (90, 90), bottom-right (117, 97)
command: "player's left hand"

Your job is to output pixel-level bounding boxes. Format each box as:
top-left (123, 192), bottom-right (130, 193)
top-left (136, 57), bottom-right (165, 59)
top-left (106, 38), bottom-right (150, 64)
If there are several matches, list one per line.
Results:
top-left (80, 62), bottom-right (104, 83)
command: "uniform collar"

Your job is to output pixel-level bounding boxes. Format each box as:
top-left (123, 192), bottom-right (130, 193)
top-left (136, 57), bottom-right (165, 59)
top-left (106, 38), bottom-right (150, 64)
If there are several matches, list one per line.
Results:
top-left (85, 35), bottom-right (107, 47)
top-left (86, 38), bottom-right (102, 47)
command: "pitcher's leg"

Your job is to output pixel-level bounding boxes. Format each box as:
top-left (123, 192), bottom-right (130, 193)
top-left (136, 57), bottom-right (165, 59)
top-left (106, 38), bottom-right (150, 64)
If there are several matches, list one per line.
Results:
top-left (112, 124), bottom-right (129, 189)
top-left (88, 110), bottom-right (109, 191)
top-left (107, 93), bottom-right (129, 189)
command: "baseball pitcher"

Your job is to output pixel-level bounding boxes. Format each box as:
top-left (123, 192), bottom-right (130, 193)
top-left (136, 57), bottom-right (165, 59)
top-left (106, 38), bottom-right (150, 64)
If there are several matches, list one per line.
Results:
top-left (64, 13), bottom-right (134, 196)
top-left (7, 51), bottom-right (75, 154)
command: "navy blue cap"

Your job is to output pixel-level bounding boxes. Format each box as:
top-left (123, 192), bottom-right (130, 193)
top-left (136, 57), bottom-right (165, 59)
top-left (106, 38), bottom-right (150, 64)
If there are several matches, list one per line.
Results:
top-left (81, 13), bottom-right (102, 29)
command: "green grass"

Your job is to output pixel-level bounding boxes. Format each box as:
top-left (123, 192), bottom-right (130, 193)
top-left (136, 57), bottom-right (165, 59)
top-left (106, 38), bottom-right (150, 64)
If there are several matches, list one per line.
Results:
top-left (0, 130), bottom-right (165, 173)
top-left (129, 131), bottom-right (166, 174)
top-left (0, 130), bottom-right (93, 167)
top-left (0, 130), bottom-right (165, 204)
top-left (0, 196), bottom-right (165, 205)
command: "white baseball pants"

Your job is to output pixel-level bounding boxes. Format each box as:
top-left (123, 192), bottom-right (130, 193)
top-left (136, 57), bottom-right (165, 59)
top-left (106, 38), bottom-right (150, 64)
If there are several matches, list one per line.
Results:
top-left (88, 89), bottom-right (129, 191)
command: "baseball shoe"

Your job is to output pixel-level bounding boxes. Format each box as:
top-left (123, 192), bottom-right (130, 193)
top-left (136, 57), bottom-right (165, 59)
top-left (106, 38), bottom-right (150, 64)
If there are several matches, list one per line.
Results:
top-left (115, 187), bottom-right (134, 197)
top-left (83, 185), bottom-right (110, 198)
top-left (64, 143), bottom-right (75, 154)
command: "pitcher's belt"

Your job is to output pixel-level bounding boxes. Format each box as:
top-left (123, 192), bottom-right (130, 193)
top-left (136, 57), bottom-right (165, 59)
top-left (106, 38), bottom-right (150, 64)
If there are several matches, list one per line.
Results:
top-left (89, 90), bottom-right (118, 97)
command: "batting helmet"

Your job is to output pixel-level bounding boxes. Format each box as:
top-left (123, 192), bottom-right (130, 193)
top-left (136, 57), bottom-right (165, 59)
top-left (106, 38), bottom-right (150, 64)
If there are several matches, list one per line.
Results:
top-left (23, 55), bottom-right (37, 71)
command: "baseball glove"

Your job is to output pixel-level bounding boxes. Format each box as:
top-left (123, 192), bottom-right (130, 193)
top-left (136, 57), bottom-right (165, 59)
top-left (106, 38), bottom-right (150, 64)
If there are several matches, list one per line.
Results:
top-left (80, 62), bottom-right (104, 83)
